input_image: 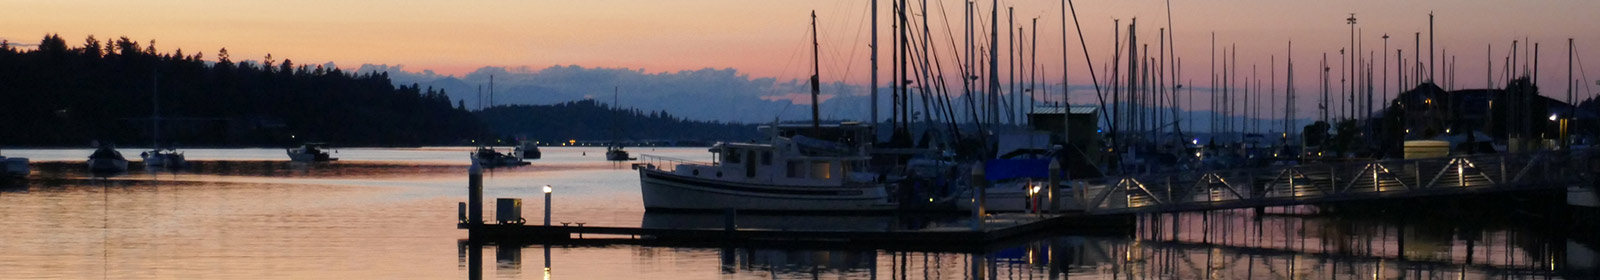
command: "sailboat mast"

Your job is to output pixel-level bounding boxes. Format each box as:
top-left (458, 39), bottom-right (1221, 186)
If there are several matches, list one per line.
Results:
top-left (153, 71), bottom-right (160, 149)
top-left (988, 0), bottom-right (999, 140)
top-left (870, 0), bottom-right (878, 139)
top-left (1059, 0), bottom-right (1070, 147)
top-left (810, 11), bottom-right (822, 133)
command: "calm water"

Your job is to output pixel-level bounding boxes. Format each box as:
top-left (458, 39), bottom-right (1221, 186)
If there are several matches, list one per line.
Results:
top-left (0, 147), bottom-right (1593, 279)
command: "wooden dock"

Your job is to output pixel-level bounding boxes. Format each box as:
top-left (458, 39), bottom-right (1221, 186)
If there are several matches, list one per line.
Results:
top-left (460, 212), bottom-right (1132, 251)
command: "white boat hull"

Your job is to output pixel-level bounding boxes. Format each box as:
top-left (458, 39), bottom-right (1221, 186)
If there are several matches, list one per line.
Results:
top-left (639, 169), bottom-right (895, 212)
top-left (141, 153), bottom-right (186, 168)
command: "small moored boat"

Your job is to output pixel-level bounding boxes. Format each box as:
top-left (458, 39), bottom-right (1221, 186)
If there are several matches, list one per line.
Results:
top-left (88, 144), bottom-right (130, 173)
top-left (287, 143), bottom-right (337, 162)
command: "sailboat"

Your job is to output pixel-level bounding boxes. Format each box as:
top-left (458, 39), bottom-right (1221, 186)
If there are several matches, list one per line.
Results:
top-left (140, 72), bottom-right (186, 169)
top-left (605, 87), bottom-right (632, 161)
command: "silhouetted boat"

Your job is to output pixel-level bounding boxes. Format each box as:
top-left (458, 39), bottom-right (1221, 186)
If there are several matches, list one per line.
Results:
top-left (472, 146), bottom-right (528, 168)
top-left (605, 145), bottom-right (631, 161)
top-left (87, 144), bottom-right (129, 173)
top-left (141, 149), bottom-right (186, 169)
top-left (1, 150), bottom-right (27, 179)
top-left (287, 143), bottom-right (337, 162)
top-left (515, 140), bottom-right (541, 160)
top-left (141, 72), bottom-right (187, 169)
top-left (604, 86), bottom-right (633, 161)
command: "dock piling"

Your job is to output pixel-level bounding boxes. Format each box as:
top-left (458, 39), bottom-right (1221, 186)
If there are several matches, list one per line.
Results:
top-left (469, 161), bottom-right (483, 228)
top-left (972, 162), bottom-right (987, 231)
top-left (723, 208), bottom-right (738, 235)
top-left (1048, 159), bottom-right (1060, 214)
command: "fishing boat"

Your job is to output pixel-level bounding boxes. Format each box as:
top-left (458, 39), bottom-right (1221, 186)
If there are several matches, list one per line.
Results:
top-left (472, 146), bottom-right (528, 168)
top-left (635, 14), bottom-right (896, 212)
top-left (287, 143), bottom-right (337, 162)
top-left (515, 140), bottom-right (541, 160)
top-left (88, 144), bottom-right (130, 173)
top-left (605, 145), bottom-right (631, 161)
top-left (635, 123), bottom-right (894, 212)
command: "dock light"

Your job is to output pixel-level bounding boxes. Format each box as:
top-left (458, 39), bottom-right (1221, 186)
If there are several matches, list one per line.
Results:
top-left (543, 185), bottom-right (553, 226)
top-left (1192, 139), bottom-right (1199, 145)
top-left (1549, 114), bottom-right (1558, 121)
top-left (1030, 185), bottom-right (1042, 195)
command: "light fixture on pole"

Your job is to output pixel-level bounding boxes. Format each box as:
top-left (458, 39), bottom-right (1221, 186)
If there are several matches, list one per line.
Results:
top-left (543, 185), bottom-right (553, 227)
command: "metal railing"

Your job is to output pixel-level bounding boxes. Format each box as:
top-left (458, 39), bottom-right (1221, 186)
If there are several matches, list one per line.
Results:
top-left (635, 155), bottom-right (713, 173)
top-left (1075, 151), bottom-right (1596, 214)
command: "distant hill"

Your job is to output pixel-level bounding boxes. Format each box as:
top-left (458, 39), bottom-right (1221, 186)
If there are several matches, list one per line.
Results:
top-left (0, 34), bottom-right (488, 147)
top-left (476, 100), bottom-right (761, 144)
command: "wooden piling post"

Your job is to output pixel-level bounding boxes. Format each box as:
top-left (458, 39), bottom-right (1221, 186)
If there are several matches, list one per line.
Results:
top-left (1048, 159), bottom-right (1061, 214)
top-left (972, 162), bottom-right (987, 231)
top-left (469, 161), bottom-right (483, 228)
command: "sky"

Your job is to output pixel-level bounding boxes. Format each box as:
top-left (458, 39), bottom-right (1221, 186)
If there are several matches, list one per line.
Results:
top-left (5, 0), bottom-right (1600, 123)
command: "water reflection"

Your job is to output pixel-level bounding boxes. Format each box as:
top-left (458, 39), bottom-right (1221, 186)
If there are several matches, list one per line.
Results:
top-left (464, 203), bottom-right (1595, 279)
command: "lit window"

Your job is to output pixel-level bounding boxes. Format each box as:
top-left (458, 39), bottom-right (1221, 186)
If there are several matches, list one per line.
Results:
top-left (810, 161), bottom-right (832, 179)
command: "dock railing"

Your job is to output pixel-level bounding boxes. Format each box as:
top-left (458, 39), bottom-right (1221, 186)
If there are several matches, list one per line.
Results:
top-left (1075, 151), bottom-right (1596, 214)
top-left (634, 155), bottom-right (713, 173)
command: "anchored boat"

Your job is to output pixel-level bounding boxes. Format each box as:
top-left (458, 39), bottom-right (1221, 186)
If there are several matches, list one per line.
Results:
top-left (88, 144), bottom-right (129, 173)
top-left (471, 146), bottom-right (528, 168)
top-left (287, 143), bottom-right (337, 162)
top-left (1, 150), bottom-right (27, 179)
top-left (635, 123), bottom-right (895, 212)
top-left (515, 140), bottom-right (541, 160)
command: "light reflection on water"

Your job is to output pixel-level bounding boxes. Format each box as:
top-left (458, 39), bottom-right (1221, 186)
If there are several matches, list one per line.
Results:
top-left (0, 147), bottom-right (1594, 279)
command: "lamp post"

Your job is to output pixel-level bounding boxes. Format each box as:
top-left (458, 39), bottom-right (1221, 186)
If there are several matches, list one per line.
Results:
top-left (543, 185), bottom-right (553, 227)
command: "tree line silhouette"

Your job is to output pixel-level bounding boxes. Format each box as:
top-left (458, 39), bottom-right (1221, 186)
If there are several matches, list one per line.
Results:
top-left (475, 99), bottom-right (761, 145)
top-left (0, 34), bottom-right (487, 147)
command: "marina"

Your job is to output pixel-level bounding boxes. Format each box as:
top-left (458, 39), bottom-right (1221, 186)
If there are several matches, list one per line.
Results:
top-left (2, 0), bottom-right (1600, 278)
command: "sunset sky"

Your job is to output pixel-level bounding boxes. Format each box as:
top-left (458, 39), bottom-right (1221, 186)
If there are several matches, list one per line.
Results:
top-left (5, 0), bottom-right (1599, 113)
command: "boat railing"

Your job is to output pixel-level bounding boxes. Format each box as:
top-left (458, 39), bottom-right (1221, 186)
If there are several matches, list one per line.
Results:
top-left (635, 155), bottom-right (713, 173)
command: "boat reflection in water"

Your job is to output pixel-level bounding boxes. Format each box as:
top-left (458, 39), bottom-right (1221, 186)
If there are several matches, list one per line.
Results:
top-left (462, 200), bottom-right (1596, 279)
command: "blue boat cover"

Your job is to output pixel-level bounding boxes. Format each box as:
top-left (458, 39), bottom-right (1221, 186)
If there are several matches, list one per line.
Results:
top-left (984, 159), bottom-right (1052, 181)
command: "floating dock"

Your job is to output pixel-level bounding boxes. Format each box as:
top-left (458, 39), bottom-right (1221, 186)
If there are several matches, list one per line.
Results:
top-left (460, 212), bottom-right (1131, 251)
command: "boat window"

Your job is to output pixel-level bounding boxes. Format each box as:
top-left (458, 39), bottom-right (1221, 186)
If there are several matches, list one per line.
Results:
top-left (810, 161), bottom-right (831, 179)
top-left (760, 151), bottom-right (771, 166)
top-left (725, 149), bottom-right (741, 164)
top-left (786, 160), bottom-right (803, 178)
